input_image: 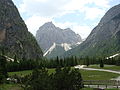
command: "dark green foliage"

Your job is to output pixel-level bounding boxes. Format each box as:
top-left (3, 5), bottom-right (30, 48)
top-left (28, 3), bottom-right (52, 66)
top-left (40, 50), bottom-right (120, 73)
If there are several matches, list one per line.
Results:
top-left (115, 56), bottom-right (120, 66)
top-left (0, 55), bottom-right (8, 83)
top-left (6, 59), bottom-right (39, 72)
top-left (0, 72), bottom-right (5, 84)
top-left (28, 68), bottom-right (51, 90)
top-left (85, 57), bottom-right (90, 67)
top-left (6, 55), bottom-right (120, 73)
top-left (99, 59), bottom-right (104, 68)
top-left (21, 67), bottom-right (83, 90)
top-left (52, 67), bottom-right (83, 90)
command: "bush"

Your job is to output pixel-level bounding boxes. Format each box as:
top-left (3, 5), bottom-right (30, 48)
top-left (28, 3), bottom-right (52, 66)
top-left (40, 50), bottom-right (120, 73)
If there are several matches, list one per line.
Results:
top-left (21, 67), bottom-right (84, 90)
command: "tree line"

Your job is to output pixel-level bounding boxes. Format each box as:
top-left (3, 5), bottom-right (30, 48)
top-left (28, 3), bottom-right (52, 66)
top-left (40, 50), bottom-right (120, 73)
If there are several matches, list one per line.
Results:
top-left (5, 55), bottom-right (120, 72)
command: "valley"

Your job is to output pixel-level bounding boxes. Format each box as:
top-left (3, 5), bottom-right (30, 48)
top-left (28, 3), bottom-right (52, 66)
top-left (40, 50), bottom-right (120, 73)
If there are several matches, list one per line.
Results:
top-left (0, 0), bottom-right (120, 90)
top-left (3, 65), bottom-right (120, 90)
top-left (8, 66), bottom-right (120, 80)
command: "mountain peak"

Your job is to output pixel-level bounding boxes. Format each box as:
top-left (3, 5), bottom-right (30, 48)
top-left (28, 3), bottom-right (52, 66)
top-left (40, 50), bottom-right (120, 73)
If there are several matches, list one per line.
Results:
top-left (64, 28), bottom-right (71, 31)
top-left (36, 22), bottom-right (82, 52)
top-left (43, 21), bottom-right (55, 27)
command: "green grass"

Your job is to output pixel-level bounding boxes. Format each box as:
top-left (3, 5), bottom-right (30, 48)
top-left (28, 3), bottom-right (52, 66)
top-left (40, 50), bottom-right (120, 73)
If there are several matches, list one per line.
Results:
top-left (81, 88), bottom-right (119, 90)
top-left (8, 70), bottom-right (32, 77)
top-left (5, 68), bottom-right (120, 90)
top-left (8, 68), bottom-right (55, 77)
top-left (105, 88), bottom-right (120, 90)
top-left (0, 84), bottom-right (23, 90)
top-left (80, 69), bottom-right (119, 80)
top-left (9, 68), bottom-right (119, 81)
top-left (87, 65), bottom-right (120, 71)
top-left (81, 88), bottom-right (93, 90)
top-left (1, 84), bottom-right (118, 90)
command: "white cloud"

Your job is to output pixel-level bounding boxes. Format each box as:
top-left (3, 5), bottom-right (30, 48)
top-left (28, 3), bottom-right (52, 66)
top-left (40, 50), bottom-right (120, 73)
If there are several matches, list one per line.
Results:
top-left (73, 25), bottom-right (92, 39)
top-left (19, 0), bottom-right (110, 18)
top-left (16, 0), bottom-right (112, 38)
top-left (90, 0), bottom-right (110, 8)
top-left (53, 22), bottom-right (92, 39)
top-left (19, 0), bottom-right (71, 17)
top-left (25, 17), bottom-right (92, 39)
top-left (25, 15), bottom-right (52, 36)
top-left (82, 7), bottom-right (106, 20)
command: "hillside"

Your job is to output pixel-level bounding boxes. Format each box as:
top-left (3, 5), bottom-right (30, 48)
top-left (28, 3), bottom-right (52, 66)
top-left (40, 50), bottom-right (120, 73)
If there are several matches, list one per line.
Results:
top-left (0, 0), bottom-right (43, 60)
top-left (64, 4), bottom-right (120, 58)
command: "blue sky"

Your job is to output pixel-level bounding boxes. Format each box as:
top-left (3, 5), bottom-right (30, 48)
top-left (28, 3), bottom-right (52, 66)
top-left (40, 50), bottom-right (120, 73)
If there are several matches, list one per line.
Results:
top-left (12, 0), bottom-right (120, 39)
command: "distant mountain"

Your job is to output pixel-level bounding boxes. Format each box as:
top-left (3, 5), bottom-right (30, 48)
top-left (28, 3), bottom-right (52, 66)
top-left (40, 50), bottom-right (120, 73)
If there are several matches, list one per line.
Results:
top-left (64, 4), bottom-right (120, 58)
top-left (36, 22), bottom-right (82, 58)
top-left (0, 0), bottom-right (43, 60)
top-left (36, 22), bottom-right (82, 52)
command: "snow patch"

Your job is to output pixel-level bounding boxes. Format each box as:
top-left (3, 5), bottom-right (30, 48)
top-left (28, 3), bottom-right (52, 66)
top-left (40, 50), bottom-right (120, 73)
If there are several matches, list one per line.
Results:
top-left (76, 42), bottom-right (82, 45)
top-left (74, 65), bottom-right (85, 69)
top-left (4, 55), bottom-right (14, 62)
top-left (43, 42), bottom-right (81, 57)
top-left (61, 43), bottom-right (71, 51)
top-left (106, 53), bottom-right (120, 59)
top-left (43, 43), bottom-right (56, 56)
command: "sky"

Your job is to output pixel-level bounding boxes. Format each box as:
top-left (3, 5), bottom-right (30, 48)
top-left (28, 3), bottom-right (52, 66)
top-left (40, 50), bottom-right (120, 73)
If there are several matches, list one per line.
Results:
top-left (12, 0), bottom-right (120, 39)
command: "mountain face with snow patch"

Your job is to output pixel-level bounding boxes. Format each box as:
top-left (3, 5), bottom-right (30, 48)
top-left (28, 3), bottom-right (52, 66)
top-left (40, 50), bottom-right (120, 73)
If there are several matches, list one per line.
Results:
top-left (43, 43), bottom-right (80, 59)
top-left (36, 22), bottom-right (82, 52)
top-left (64, 4), bottom-right (120, 58)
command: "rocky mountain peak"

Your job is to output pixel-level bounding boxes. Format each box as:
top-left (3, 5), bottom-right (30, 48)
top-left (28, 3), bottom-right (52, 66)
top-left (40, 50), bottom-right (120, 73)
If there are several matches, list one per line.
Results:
top-left (40, 22), bottom-right (56, 30)
top-left (36, 22), bottom-right (82, 52)
top-left (64, 28), bottom-right (71, 30)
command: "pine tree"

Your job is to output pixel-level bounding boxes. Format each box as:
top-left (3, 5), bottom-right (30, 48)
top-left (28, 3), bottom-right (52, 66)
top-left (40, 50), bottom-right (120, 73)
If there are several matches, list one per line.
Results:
top-left (100, 59), bottom-right (104, 68)
top-left (86, 57), bottom-right (90, 67)
top-left (0, 55), bottom-right (8, 83)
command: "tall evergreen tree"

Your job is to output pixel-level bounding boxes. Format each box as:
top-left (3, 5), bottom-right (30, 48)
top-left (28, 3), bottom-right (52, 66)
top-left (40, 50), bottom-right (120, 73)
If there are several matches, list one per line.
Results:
top-left (100, 59), bottom-right (104, 68)
top-left (0, 55), bottom-right (8, 83)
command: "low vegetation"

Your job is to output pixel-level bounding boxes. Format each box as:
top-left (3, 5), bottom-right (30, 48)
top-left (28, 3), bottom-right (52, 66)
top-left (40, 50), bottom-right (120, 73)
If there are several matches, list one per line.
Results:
top-left (88, 65), bottom-right (120, 71)
top-left (80, 70), bottom-right (119, 80)
top-left (1, 54), bottom-right (120, 90)
top-left (0, 84), bottom-right (23, 90)
top-left (9, 68), bottom-right (119, 81)
top-left (81, 88), bottom-right (119, 90)
top-left (19, 67), bottom-right (83, 90)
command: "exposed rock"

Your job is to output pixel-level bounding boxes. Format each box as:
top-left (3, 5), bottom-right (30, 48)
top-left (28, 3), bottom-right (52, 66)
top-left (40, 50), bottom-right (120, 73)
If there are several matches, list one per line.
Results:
top-left (0, 0), bottom-right (43, 60)
top-left (36, 22), bottom-right (82, 52)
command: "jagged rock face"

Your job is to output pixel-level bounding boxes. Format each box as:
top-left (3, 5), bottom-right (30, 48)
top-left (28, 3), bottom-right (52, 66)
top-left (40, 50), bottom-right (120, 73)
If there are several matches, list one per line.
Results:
top-left (0, 0), bottom-right (43, 60)
top-left (64, 4), bottom-right (120, 58)
top-left (36, 22), bottom-right (82, 52)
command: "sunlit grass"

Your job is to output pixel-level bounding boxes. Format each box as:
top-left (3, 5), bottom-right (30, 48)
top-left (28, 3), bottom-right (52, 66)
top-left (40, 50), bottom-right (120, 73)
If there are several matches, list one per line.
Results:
top-left (88, 64), bottom-right (120, 71)
top-left (9, 68), bottom-right (119, 80)
top-left (0, 84), bottom-right (23, 90)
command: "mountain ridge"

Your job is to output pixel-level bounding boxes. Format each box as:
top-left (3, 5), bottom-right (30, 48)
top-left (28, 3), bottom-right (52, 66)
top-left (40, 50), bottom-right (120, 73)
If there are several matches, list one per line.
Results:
top-left (36, 22), bottom-right (82, 52)
top-left (63, 4), bottom-right (120, 58)
top-left (0, 0), bottom-right (43, 60)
